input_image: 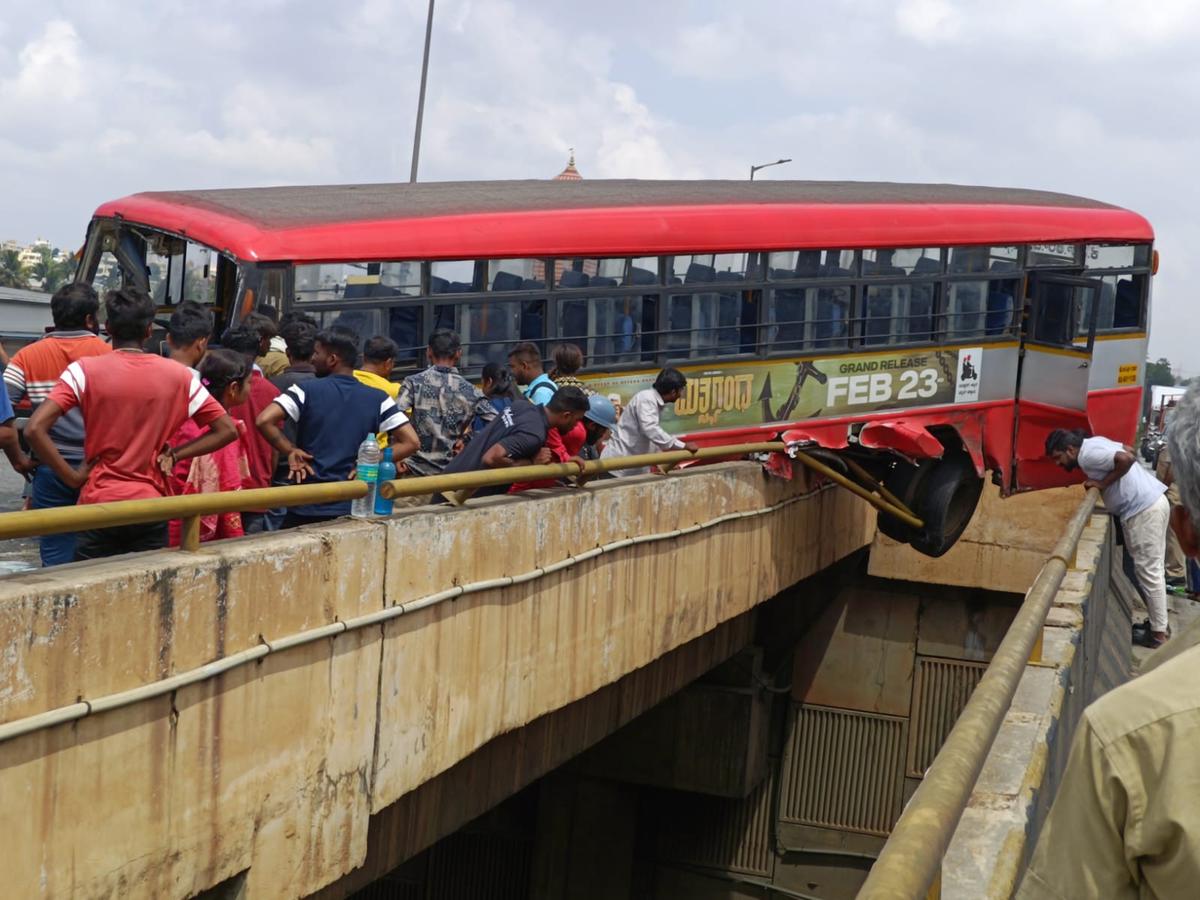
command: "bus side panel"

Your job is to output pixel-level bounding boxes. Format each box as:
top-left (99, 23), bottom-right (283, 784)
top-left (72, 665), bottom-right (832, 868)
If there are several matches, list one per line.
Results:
top-left (1087, 333), bottom-right (1148, 446)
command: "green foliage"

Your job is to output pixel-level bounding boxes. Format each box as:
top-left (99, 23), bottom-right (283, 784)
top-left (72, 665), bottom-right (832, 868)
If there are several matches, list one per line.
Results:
top-left (1146, 357), bottom-right (1176, 388)
top-left (1144, 357), bottom-right (1177, 417)
top-left (36, 247), bottom-right (78, 294)
top-left (0, 249), bottom-right (28, 288)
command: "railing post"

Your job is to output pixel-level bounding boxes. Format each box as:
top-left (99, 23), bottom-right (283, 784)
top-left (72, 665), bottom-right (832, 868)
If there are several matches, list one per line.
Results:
top-left (180, 515), bottom-right (201, 552)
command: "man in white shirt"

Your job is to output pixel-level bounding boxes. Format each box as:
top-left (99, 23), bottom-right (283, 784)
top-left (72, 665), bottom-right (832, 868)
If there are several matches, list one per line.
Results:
top-left (601, 367), bottom-right (698, 476)
top-left (1047, 428), bottom-right (1170, 647)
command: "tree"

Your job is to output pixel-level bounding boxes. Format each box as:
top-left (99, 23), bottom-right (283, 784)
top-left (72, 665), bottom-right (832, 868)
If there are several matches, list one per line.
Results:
top-left (1144, 357), bottom-right (1177, 417)
top-left (27, 246), bottom-right (78, 293)
top-left (0, 249), bottom-right (28, 288)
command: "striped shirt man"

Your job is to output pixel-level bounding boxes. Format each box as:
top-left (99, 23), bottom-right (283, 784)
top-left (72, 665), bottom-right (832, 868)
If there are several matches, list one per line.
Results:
top-left (4, 330), bottom-right (111, 462)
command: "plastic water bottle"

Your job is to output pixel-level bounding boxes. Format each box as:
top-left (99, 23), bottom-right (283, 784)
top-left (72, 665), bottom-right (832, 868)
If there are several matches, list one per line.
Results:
top-left (374, 447), bottom-right (396, 516)
top-left (351, 434), bottom-right (381, 519)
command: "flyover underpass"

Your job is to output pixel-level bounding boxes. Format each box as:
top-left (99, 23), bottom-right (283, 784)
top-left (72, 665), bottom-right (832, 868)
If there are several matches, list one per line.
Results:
top-left (322, 481), bottom-right (1130, 900)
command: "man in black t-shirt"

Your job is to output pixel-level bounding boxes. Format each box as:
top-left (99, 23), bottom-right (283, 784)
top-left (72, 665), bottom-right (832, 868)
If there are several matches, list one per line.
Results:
top-left (440, 387), bottom-right (589, 499)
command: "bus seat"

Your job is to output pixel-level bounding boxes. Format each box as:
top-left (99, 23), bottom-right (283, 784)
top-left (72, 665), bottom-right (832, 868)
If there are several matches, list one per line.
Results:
top-left (715, 270), bottom-right (744, 283)
top-left (628, 266), bottom-right (656, 285)
top-left (912, 256), bottom-right (941, 275)
top-left (794, 251), bottom-right (823, 278)
top-left (591, 276), bottom-right (618, 288)
top-left (1113, 277), bottom-right (1140, 328)
top-left (685, 262), bottom-right (716, 284)
top-left (521, 278), bottom-right (545, 290)
top-left (985, 289), bottom-right (1014, 335)
top-left (558, 270), bottom-right (590, 288)
top-left (492, 271), bottom-right (525, 292)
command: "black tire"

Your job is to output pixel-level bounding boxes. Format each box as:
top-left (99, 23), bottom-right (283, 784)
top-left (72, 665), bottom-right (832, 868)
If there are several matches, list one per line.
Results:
top-left (876, 460), bottom-right (935, 544)
top-left (908, 453), bottom-right (984, 558)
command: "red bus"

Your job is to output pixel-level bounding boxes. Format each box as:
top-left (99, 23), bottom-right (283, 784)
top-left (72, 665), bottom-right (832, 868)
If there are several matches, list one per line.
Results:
top-left (80, 180), bottom-right (1153, 554)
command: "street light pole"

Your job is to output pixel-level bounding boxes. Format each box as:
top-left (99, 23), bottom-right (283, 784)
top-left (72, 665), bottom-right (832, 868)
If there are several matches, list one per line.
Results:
top-left (409, 0), bottom-right (436, 183)
top-left (749, 158), bottom-right (792, 180)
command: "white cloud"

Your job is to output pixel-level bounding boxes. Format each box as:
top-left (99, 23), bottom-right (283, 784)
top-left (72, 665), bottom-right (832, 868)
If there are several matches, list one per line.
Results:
top-left (895, 0), bottom-right (963, 45)
top-left (0, 19), bottom-right (84, 105)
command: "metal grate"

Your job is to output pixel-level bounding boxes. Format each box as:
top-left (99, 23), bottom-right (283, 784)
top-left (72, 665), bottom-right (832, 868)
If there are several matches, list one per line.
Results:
top-left (655, 769), bottom-right (776, 877)
top-left (424, 831), bottom-right (533, 900)
top-left (906, 657), bottom-right (987, 778)
top-left (779, 704), bottom-right (906, 837)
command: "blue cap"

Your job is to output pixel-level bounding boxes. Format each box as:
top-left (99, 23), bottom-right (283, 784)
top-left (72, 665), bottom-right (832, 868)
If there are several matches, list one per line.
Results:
top-left (585, 394), bottom-right (618, 430)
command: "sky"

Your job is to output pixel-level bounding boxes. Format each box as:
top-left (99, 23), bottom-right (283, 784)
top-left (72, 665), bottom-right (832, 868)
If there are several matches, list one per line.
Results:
top-left (1, 0), bottom-right (1196, 366)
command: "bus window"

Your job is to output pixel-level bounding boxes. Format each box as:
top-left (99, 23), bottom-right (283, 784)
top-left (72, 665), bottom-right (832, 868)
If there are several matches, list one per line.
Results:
top-left (430, 259), bottom-right (481, 293)
top-left (665, 258), bottom-right (747, 357)
top-left (765, 284), bottom-right (852, 352)
top-left (555, 257), bottom-right (658, 286)
top-left (862, 247), bottom-right (941, 276)
top-left (91, 251), bottom-right (124, 292)
top-left (945, 279), bottom-right (1019, 339)
top-left (295, 262), bottom-right (420, 302)
top-left (436, 299), bottom-right (541, 368)
top-left (1081, 273), bottom-right (1144, 333)
top-left (558, 293), bottom-right (652, 365)
top-left (863, 282), bottom-right (935, 345)
top-left (1031, 282), bottom-right (1084, 345)
top-left (486, 259), bottom-right (545, 291)
top-left (1027, 244), bottom-right (1080, 267)
top-left (669, 253), bottom-right (759, 283)
top-left (948, 246), bottom-right (1019, 274)
top-left (315, 308), bottom-right (388, 347)
top-left (182, 243), bottom-right (218, 304)
top-left (768, 249), bottom-right (855, 277)
top-left (1084, 244), bottom-right (1150, 270)
top-left (258, 268), bottom-right (286, 312)
top-left (1112, 274), bottom-right (1144, 328)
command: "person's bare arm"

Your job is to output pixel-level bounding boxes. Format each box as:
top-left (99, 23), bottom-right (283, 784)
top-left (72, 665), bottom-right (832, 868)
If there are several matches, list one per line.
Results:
top-left (159, 415), bottom-right (238, 475)
top-left (26, 399), bottom-right (88, 488)
top-left (0, 420), bottom-right (34, 477)
top-left (481, 441), bottom-right (553, 469)
top-left (385, 422), bottom-right (420, 470)
top-left (256, 402), bottom-right (313, 482)
top-left (1085, 449), bottom-right (1134, 492)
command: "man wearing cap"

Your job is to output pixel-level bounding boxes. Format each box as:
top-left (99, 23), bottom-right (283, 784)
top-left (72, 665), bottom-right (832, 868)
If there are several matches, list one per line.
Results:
top-left (579, 394), bottom-right (617, 463)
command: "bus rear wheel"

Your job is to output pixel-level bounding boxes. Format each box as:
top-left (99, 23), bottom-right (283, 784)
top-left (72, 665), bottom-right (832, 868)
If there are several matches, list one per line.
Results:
top-left (877, 453), bottom-right (983, 558)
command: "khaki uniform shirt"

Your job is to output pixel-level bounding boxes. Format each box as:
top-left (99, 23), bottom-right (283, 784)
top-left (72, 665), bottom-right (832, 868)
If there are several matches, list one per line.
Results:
top-left (1017, 645), bottom-right (1200, 899)
top-left (256, 348), bottom-right (290, 379)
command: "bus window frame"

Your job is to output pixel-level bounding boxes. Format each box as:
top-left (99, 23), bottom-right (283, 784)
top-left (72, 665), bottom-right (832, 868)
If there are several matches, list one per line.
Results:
top-left (258, 241), bottom-right (1150, 378)
top-left (79, 217), bottom-right (240, 333)
top-left (1073, 263), bottom-right (1151, 334)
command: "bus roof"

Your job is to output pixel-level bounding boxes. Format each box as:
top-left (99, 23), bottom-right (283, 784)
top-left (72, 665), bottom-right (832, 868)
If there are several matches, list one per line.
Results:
top-left (93, 179), bottom-right (1154, 264)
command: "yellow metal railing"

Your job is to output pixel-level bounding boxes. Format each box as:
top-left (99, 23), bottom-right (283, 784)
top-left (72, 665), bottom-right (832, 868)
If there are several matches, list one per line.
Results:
top-left (856, 488), bottom-right (1100, 900)
top-left (0, 440), bottom-right (922, 552)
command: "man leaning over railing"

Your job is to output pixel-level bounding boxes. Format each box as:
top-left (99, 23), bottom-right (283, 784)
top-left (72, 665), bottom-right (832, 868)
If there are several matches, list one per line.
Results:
top-left (1017, 386), bottom-right (1200, 899)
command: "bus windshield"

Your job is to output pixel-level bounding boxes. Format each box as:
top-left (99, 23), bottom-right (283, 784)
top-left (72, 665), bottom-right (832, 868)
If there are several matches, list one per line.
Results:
top-left (81, 220), bottom-right (235, 329)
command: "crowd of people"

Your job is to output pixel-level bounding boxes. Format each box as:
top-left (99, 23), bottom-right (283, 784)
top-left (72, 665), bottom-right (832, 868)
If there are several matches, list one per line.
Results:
top-left (0, 284), bottom-right (694, 563)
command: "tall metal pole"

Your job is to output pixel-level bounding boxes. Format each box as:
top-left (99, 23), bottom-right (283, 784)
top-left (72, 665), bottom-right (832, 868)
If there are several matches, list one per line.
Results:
top-left (749, 158), bottom-right (792, 180)
top-left (409, 0), bottom-right (436, 183)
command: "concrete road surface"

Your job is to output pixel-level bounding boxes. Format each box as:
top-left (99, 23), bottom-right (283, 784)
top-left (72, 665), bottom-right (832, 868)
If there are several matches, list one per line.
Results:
top-left (0, 463), bottom-right (38, 574)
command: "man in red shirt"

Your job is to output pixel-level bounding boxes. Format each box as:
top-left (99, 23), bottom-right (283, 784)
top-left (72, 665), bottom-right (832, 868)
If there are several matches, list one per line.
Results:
top-left (219, 324), bottom-right (282, 533)
top-left (26, 287), bottom-right (237, 560)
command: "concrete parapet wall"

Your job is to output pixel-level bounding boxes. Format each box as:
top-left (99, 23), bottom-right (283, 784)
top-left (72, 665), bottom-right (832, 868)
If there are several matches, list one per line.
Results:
top-left (0, 462), bottom-right (874, 899)
top-left (940, 513), bottom-right (1130, 899)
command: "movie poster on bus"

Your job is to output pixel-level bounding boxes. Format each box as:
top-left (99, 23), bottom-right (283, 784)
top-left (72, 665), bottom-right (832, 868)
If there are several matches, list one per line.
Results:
top-left (583, 349), bottom-right (963, 433)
